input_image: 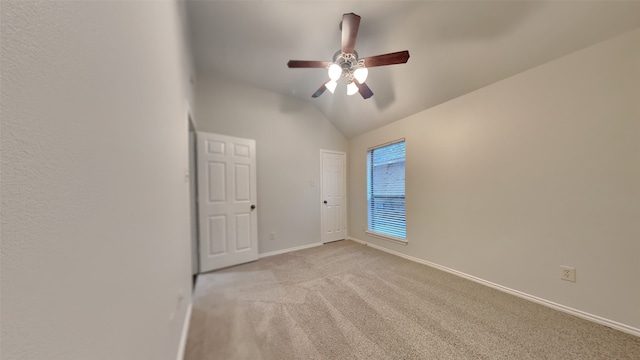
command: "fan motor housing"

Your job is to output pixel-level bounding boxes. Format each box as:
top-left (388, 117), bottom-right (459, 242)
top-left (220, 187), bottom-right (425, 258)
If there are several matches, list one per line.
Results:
top-left (333, 50), bottom-right (362, 78)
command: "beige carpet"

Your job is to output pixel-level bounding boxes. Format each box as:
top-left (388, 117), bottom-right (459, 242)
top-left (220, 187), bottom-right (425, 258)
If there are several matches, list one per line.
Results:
top-left (184, 240), bottom-right (640, 359)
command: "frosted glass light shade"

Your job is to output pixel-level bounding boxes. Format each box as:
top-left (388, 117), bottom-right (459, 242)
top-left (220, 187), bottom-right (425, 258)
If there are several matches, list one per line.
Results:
top-left (325, 80), bottom-right (337, 94)
top-left (328, 64), bottom-right (342, 81)
top-left (354, 67), bottom-right (368, 83)
top-left (347, 81), bottom-right (359, 96)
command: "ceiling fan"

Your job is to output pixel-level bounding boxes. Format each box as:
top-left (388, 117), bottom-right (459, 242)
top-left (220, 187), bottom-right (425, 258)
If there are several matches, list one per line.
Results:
top-left (287, 13), bottom-right (410, 99)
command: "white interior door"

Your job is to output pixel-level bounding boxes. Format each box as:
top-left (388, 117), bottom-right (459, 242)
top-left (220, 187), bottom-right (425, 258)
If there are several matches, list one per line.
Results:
top-left (197, 132), bottom-right (258, 272)
top-left (321, 150), bottom-right (347, 243)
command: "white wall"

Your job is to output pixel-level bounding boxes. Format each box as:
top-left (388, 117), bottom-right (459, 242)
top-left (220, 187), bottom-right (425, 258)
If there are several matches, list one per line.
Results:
top-left (1, 2), bottom-right (194, 359)
top-left (194, 77), bottom-right (348, 254)
top-left (349, 28), bottom-right (640, 331)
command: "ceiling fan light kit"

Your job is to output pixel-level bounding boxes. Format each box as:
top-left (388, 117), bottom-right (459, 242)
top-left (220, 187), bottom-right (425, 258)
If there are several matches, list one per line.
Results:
top-left (346, 81), bottom-right (359, 96)
top-left (325, 80), bottom-right (338, 93)
top-left (354, 67), bottom-right (368, 83)
top-left (287, 13), bottom-right (410, 99)
top-left (328, 63), bottom-right (342, 81)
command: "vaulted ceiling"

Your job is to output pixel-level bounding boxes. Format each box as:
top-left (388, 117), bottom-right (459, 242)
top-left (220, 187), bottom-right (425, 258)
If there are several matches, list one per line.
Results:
top-left (185, 1), bottom-right (640, 138)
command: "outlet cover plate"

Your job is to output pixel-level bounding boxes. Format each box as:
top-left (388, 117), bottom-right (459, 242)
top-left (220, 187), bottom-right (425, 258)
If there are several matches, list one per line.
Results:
top-left (560, 266), bottom-right (576, 282)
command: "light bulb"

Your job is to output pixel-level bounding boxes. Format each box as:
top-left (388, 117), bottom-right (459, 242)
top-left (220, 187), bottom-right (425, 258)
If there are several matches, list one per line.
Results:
top-left (325, 80), bottom-right (337, 94)
top-left (328, 64), bottom-right (342, 81)
top-left (347, 81), bottom-right (359, 96)
top-left (354, 67), bottom-right (368, 83)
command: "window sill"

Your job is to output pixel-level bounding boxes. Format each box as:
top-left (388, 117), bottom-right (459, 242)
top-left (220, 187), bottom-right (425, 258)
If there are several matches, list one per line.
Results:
top-left (365, 231), bottom-right (408, 245)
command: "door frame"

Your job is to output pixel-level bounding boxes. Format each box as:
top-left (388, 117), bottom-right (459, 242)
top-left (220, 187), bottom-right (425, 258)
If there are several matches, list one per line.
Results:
top-left (188, 115), bottom-right (199, 277)
top-left (320, 149), bottom-right (347, 243)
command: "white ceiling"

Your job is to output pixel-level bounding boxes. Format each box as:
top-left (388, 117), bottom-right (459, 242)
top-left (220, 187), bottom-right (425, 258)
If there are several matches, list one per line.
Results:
top-left (185, 1), bottom-right (640, 138)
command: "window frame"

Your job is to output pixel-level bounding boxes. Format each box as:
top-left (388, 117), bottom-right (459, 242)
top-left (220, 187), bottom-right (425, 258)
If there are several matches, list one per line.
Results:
top-left (366, 138), bottom-right (407, 245)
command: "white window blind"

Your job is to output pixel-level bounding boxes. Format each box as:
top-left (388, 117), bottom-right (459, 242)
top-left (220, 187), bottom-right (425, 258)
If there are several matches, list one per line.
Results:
top-left (367, 140), bottom-right (406, 240)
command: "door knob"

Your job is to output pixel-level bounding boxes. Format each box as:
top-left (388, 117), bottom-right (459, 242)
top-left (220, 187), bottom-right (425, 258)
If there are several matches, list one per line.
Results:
top-left (323, 200), bottom-right (328, 204)
top-left (251, 204), bottom-right (256, 210)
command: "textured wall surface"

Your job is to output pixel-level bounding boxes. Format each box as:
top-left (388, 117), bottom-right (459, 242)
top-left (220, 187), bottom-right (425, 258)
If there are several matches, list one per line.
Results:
top-left (194, 77), bottom-right (348, 254)
top-left (349, 28), bottom-right (640, 331)
top-left (1, 1), bottom-right (194, 359)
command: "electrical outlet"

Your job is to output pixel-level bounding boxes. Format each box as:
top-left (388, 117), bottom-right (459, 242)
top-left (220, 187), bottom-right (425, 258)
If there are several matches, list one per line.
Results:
top-left (560, 266), bottom-right (576, 282)
top-left (270, 232), bottom-right (275, 240)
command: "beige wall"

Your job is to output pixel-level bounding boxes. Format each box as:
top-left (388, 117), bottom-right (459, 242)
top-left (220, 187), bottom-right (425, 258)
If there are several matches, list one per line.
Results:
top-left (1, 1), bottom-right (194, 359)
top-left (194, 77), bottom-right (348, 254)
top-left (349, 28), bottom-right (640, 330)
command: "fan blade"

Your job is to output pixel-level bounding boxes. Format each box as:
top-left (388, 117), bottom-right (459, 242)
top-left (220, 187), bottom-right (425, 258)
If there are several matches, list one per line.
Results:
top-left (354, 79), bottom-right (373, 99)
top-left (311, 79), bottom-right (332, 98)
top-left (288, 60), bottom-right (331, 68)
top-left (341, 13), bottom-right (361, 54)
top-left (362, 51), bottom-right (410, 67)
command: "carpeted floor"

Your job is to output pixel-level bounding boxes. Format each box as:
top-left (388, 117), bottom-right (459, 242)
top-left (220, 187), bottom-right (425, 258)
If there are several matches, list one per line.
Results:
top-left (184, 240), bottom-right (640, 359)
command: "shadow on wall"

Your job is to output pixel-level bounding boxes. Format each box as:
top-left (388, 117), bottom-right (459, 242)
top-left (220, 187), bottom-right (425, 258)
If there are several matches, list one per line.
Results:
top-left (371, 70), bottom-right (396, 111)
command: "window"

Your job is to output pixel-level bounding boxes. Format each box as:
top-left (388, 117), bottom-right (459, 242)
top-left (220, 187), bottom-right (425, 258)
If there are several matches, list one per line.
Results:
top-left (367, 139), bottom-right (406, 241)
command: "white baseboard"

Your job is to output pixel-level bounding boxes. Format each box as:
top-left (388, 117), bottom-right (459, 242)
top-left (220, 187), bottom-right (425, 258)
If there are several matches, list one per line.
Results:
top-left (259, 242), bottom-right (323, 259)
top-left (347, 236), bottom-right (640, 337)
top-left (176, 302), bottom-right (193, 360)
